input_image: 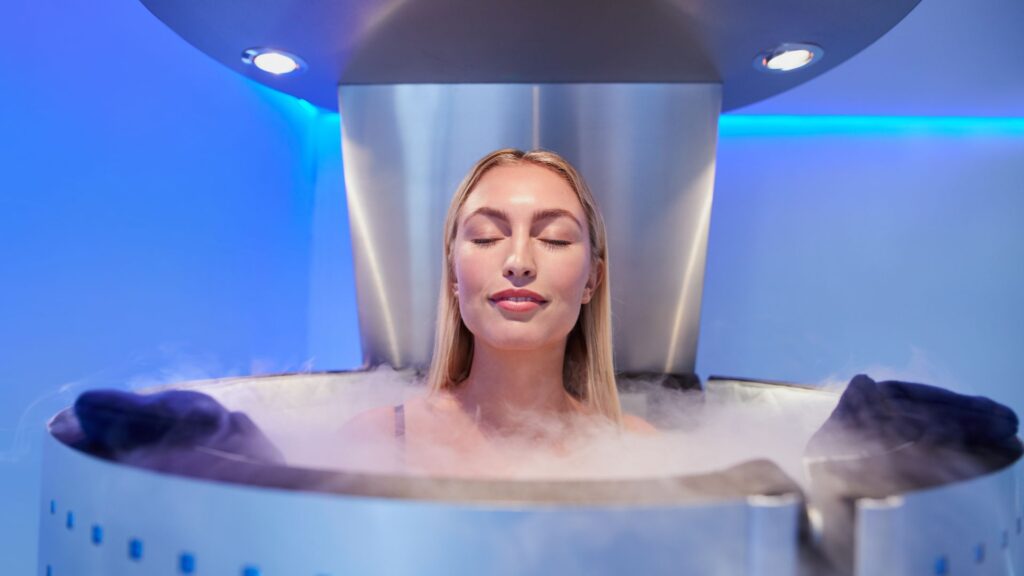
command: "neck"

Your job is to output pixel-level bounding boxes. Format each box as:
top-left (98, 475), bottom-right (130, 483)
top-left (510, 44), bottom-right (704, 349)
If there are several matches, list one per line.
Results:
top-left (450, 338), bottom-right (577, 433)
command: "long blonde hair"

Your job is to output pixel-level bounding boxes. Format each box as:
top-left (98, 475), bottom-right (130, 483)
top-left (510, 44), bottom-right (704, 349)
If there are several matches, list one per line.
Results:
top-left (425, 148), bottom-right (622, 424)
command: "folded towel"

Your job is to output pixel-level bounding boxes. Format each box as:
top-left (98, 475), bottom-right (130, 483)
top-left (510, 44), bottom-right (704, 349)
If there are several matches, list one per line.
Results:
top-left (74, 389), bottom-right (284, 466)
top-left (807, 373), bottom-right (1020, 459)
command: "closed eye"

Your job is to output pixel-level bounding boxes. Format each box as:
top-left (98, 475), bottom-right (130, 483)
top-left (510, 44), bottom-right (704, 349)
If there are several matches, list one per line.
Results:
top-left (470, 238), bottom-right (571, 248)
top-left (541, 239), bottom-right (571, 248)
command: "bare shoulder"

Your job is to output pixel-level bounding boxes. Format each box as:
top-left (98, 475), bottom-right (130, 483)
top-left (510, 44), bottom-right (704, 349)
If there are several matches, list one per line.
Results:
top-left (622, 413), bottom-right (659, 435)
top-left (338, 405), bottom-right (397, 442)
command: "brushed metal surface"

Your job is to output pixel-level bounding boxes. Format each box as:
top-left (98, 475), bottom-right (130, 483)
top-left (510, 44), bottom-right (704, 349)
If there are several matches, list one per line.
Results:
top-left (339, 83), bottom-right (719, 374)
top-left (854, 461), bottom-right (1023, 576)
top-left (37, 432), bottom-right (793, 575)
top-left (137, 0), bottom-right (921, 111)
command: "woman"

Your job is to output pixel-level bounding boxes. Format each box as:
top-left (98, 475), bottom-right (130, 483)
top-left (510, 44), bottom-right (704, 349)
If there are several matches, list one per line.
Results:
top-left (340, 148), bottom-right (656, 476)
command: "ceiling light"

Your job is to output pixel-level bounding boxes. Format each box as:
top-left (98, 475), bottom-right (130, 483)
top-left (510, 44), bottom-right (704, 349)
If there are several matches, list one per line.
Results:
top-left (755, 43), bottom-right (823, 73)
top-left (242, 48), bottom-right (306, 76)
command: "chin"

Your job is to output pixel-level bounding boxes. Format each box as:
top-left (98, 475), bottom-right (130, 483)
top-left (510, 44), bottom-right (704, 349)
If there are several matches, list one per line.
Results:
top-left (489, 337), bottom-right (548, 351)
top-left (481, 329), bottom-right (560, 351)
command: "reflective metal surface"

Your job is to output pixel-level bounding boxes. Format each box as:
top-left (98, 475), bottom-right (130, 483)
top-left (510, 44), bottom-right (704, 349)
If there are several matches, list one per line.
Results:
top-left (37, 373), bottom-right (1024, 575)
top-left (854, 460), bottom-right (1023, 576)
top-left (137, 0), bottom-right (922, 111)
top-left (339, 83), bottom-right (720, 374)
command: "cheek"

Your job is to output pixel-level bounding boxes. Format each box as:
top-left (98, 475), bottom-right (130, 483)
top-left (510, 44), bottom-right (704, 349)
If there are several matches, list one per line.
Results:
top-left (550, 252), bottom-right (592, 296)
top-left (452, 248), bottom-right (492, 294)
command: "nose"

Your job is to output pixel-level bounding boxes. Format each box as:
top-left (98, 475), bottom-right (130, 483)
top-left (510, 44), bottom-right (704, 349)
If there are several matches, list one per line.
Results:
top-left (503, 235), bottom-right (536, 279)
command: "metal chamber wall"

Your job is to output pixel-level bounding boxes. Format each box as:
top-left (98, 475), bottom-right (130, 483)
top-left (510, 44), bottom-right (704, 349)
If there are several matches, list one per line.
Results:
top-left (339, 83), bottom-right (721, 375)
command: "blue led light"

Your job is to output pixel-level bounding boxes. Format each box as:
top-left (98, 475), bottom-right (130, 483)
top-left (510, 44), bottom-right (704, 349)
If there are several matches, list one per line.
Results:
top-left (46, 565), bottom-right (52, 576)
top-left (91, 525), bottom-right (103, 545)
top-left (719, 115), bottom-right (1024, 137)
top-left (49, 500), bottom-right (56, 515)
top-left (242, 565), bottom-right (261, 576)
top-left (295, 98), bottom-right (320, 117)
top-left (179, 552), bottom-right (196, 574)
top-left (934, 555), bottom-right (948, 575)
top-left (65, 511), bottom-right (74, 530)
top-left (974, 543), bottom-right (985, 563)
top-left (129, 538), bottom-right (144, 561)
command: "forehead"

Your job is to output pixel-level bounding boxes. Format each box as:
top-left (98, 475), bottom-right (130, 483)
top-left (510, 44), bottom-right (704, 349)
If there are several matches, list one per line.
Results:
top-left (460, 164), bottom-right (585, 221)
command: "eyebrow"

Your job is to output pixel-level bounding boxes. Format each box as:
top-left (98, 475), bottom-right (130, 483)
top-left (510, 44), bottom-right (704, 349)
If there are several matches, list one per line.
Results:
top-left (464, 207), bottom-right (583, 231)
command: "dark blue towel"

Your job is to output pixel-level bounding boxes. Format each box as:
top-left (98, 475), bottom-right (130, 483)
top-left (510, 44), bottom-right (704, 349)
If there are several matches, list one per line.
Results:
top-left (807, 373), bottom-right (1021, 459)
top-left (74, 389), bottom-right (284, 465)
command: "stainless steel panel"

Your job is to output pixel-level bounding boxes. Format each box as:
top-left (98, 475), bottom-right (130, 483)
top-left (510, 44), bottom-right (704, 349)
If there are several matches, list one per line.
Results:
top-left (339, 83), bottom-right (720, 374)
top-left (853, 461), bottom-right (1023, 576)
top-left (748, 494), bottom-right (801, 576)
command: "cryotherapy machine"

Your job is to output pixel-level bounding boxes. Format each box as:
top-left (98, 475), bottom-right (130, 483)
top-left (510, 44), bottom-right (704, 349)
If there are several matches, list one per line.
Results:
top-left (38, 1), bottom-right (1024, 575)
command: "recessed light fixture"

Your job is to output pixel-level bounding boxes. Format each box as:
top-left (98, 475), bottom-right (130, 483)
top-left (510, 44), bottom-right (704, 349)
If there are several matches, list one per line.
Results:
top-left (754, 43), bottom-right (823, 73)
top-left (242, 48), bottom-right (306, 76)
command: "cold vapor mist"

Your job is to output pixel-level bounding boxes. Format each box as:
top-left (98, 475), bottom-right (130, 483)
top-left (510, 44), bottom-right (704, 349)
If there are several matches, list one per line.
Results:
top-left (188, 367), bottom-right (840, 489)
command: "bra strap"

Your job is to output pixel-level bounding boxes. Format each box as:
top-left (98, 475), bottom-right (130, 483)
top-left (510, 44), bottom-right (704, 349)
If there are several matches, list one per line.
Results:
top-left (393, 403), bottom-right (406, 440)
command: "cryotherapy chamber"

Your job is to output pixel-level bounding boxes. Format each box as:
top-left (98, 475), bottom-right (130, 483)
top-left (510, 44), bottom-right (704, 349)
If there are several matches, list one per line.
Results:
top-left (38, 1), bottom-right (1024, 575)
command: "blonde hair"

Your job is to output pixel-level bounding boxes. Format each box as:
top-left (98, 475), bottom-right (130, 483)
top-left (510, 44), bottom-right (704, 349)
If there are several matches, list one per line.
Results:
top-left (426, 148), bottom-right (623, 424)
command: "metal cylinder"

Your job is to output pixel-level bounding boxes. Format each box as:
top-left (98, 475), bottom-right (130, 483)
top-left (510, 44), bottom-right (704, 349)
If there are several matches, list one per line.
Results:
top-left (339, 83), bottom-right (721, 374)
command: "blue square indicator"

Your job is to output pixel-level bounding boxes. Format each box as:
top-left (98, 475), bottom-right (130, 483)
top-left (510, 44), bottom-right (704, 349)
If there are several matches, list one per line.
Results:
top-left (65, 512), bottom-right (74, 530)
top-left (179, 552), bottom-right (196, 574)
top-left (91, 525), bottom-right (103, 545)
top-left (129, 538), bottom-right (144, 561)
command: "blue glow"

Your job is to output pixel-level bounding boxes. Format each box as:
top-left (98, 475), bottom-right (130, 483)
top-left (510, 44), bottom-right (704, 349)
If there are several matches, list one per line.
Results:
top-left (295, 98), bottom-right (322, 118)
top-left (720, 115), bottom-right (1024, 137)
top-left (65, 512), bottom-right (73, 530)
top-left (179, 552), bottom-right (196, 574)
top-left (129, 539), bottom-right (144, 561)
top-left (91, 525), bottom-right (103, 545)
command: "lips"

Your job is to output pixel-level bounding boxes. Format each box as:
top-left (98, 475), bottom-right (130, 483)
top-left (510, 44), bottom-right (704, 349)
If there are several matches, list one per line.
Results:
top-left (489, 289), bottom-right (548, 304)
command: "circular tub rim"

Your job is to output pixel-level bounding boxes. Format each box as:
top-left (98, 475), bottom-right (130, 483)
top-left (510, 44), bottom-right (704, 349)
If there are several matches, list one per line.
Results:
top-left (48, 366), bottom-right (806, 508)
top-left (49, 407), bottom-right (802, 507)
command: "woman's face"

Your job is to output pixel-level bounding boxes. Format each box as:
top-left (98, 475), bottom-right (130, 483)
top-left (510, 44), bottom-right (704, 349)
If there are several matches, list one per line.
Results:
top-left (451, 163), bottom-right (599, 351)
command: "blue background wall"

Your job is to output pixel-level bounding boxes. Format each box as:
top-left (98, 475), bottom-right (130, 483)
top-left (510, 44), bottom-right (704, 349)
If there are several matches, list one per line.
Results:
top-left (0, 1), bottom-right (358, 573)
top-left (2, 0), bottom-right (1022, 573)
top-left (701, 117), bottom-right (1024, 403)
